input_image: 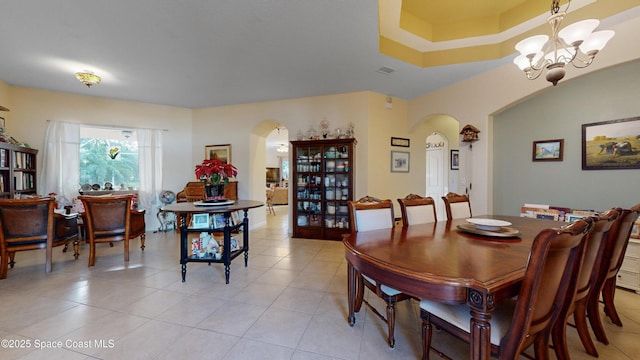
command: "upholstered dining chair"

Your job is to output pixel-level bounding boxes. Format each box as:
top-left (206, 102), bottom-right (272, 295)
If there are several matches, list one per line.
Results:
top-left (587, 204), bottom-right (640, 346)
top-left (441, 192), bottom-right (471, 220)
top-left (129, 209), bottom-right (146, 250)
top-left (420, 218), bottom-right (593, 360)
top-left (0, 197), bottom-right (70, 279)
top-left (79, 194), bottom-right (133, 267)
top-left (397, 194), bottom-right (437, 225)
top-left (347, 196), bottom-right (413, 347)
top-left (551, 210), bottom-right (618, 360)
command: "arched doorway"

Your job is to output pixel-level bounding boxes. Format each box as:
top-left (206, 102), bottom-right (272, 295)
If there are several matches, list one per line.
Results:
top-left (249, 120), bottom-right (292, 232)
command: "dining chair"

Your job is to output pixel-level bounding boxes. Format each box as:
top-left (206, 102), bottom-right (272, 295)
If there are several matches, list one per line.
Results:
top-left (441, 192), bottom-right (471, 220)
top-left (587, 204), bottom-right (640, 345)
top-left (129, 209), bottom-right (146, 250)
top-left (551, 210), bottom-right (618, 360)
top-left (420, 218), bottom-right (593, 360)
top-left (347, 195), bottom-right (413, 347)
top-left (397, 194), bottom-right (437, 225)
top-left (79, 194), bottom-right (133, 267)
top-left (0, 197), bottom-right (71, 279)
top-left (266, 188), bottom-right (276, 215)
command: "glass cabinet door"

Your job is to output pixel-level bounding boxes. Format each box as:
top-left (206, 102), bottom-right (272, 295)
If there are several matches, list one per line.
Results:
top-left (323, 145), bottom-right (349, 230)
top-left (294, 145), bottom-right (322, 229)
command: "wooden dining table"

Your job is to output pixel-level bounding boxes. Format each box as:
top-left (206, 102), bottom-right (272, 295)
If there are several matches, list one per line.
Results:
top-left (342, 215), bottom-right (566, 360)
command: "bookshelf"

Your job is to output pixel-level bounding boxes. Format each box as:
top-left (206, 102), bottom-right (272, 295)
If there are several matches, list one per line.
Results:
top-left (0, 142), bottom-right (38, 199)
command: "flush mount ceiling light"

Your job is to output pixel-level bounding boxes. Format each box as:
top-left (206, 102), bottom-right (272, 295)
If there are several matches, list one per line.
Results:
top-left (513, 0), bottom-right (614, 86)
top-left (75, 71), bottom-right (101, 88)
top-left (276, 144), bottom-right (288, 153)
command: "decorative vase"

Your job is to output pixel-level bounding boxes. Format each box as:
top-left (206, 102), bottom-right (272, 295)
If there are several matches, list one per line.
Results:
top-left (204, 184), bottom-right (226, 202)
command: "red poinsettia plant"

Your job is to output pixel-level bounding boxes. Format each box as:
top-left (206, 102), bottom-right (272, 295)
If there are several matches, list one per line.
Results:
top-left (195, 159), bottom-right (238, 186)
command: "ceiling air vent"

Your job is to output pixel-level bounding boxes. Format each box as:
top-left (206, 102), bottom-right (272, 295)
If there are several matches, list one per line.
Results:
top-left (376, 66), bottom-right (395, 75)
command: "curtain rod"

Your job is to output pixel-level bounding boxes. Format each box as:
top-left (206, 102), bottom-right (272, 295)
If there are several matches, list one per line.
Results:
top-left (46, 119), bottom-right (168, 132)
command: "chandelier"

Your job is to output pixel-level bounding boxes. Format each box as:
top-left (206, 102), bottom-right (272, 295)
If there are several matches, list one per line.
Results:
top-left (513, 0), bottom-right (614, 86)
top-left (75, 71), bottom-right (101, 88)
top-left (276, 144), bottom-right (288, 153)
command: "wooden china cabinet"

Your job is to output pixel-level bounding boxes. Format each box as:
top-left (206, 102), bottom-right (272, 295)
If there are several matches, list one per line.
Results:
top-left (290, 138), bottom-right (355, 240)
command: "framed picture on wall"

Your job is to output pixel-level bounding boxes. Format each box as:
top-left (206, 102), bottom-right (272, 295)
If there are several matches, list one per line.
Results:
top-left (532, 139), bottom-right (564, 162)
top-left (582, 116), bottom-right (640, 170)
top-left (450, 150), bottom-right (459, 170)
top-left (390, 137), bottom-right (410, 147)
top-left (390, 151), bottom-right (410, 172)
top-left (205, 144), bottom-right (231, 164)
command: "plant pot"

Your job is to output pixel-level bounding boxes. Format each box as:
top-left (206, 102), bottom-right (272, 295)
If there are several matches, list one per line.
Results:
top-left (204, 184), bottom-right (226, 202)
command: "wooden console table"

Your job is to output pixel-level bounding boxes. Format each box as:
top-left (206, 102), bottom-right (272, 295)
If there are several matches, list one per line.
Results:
top-left (162, 200), bottom-right (263, 284)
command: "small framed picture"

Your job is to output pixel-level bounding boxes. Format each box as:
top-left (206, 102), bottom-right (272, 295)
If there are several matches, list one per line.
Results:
top-left (0, 117), bottom-right (5, 133)
top-left (205, 144), bottom-right (231, 164)
top-left (230, 237), bottom-right (239, 251)
top-left (231, 211), bottom-right (242, 226)
top-left (532, 139), bottom-right (564, 162)
top-left (390, 137), bottom-right (410, 147)
top-left (190, 213), bottom-right (210, 229)
top-left (450, 150), bottom-right (459, 170)
top-left (212, 213), bottom-right (227, 229)
top-left (390, 151), bottom-right (410, 172)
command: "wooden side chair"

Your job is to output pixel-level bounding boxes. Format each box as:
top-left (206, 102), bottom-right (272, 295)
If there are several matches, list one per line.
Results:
top-left (397, 194), bottom-right (437, 225)
top-left (347, 196), bottom-right (413, 347)
top-left (266, 187), bottom-right (276, 215)
top-left (587, 204), bottom-right (640, 345)
top-left (79, 195), bottom-right (133, 267)
top-left (441, 192), bottom-right (471, 220)
top-left (551, 209), bottom-right (618, 359)
top-left (0, 197), bottom-right (71, 279)
top-left (419, 218), bottom-right (593, 360)
top-left (129, 209), bottom-right (146, 250)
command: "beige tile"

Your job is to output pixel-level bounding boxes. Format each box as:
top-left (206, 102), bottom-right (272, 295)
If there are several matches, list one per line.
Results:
top-left (297, 315), bottom-right (363, 360)
top-left (271, 287), bottom-right (325, 314)
top-left (197, 301), bottom-right (267, 337)
top-left (222, 338), bottom-right (294, 360)
top-left (244, 307), bottom-right (312, 348)
top-left (155, 328), bottom-right (239, 360)
top-left (91, 320), bottom-right (190, 359)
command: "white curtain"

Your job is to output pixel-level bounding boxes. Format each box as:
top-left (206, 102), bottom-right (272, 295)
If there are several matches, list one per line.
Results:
top-left (40, 121), bottom-right (80, 205)
top-left (137, 128), bottom-right (163, 214)
top-left (40, 121), bottom-right (164, 217)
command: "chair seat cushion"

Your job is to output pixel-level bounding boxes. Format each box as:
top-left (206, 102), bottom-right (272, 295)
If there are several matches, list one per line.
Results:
top-left (419, 298), bottom-right (516, 345)
top-left (362, 274), bottom-right (404, 296)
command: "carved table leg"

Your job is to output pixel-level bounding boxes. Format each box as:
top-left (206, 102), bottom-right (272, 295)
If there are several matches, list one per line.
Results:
top-left (468, 289), bottom-right (494, 360)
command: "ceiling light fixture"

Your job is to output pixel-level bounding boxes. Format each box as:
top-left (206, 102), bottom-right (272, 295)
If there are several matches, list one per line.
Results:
top-left (513, 0), bottom-right (614, 86)
top-left (276, 144), bottom-right (288, 153)
top-left (75, 71), bottom-right (101, 88)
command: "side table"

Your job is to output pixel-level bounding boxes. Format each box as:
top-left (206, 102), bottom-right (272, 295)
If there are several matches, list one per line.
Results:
top-left (162, 200), bottom-right (263, 284)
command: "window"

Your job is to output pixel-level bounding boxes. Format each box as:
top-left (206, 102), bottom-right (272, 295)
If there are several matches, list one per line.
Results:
top-left (79, 127), bottom-right (139, 189)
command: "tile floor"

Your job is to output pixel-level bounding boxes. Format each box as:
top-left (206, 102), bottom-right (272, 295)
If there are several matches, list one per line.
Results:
top-left (1, 206), bottom-right (639, 359)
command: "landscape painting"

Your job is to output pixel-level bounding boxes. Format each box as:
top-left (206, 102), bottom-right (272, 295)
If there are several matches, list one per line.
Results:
top-left (582, 117), bottom-right (640, 170)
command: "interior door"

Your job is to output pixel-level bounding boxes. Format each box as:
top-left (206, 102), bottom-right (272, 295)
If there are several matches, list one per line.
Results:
top-left (426, 146), bottom-right (445, 221)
